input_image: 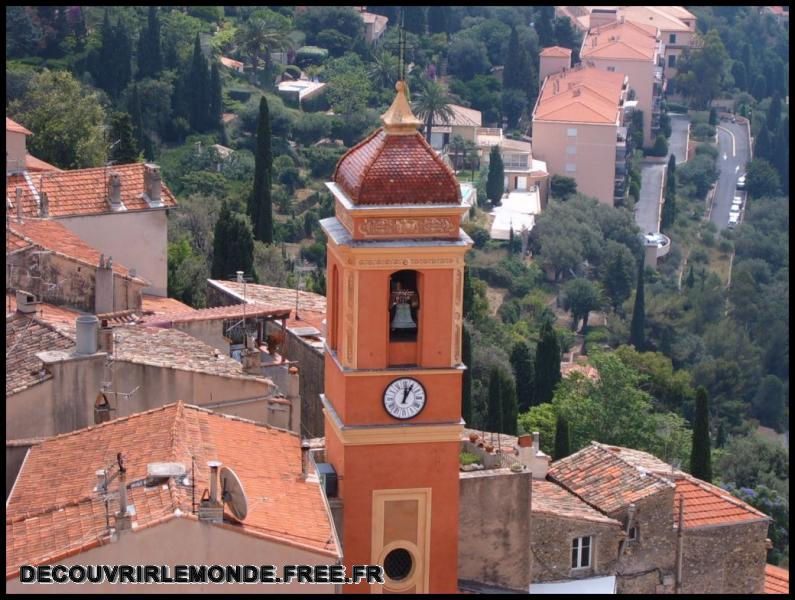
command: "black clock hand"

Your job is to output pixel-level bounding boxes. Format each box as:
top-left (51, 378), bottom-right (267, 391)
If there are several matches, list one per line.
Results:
top-left (402, 384), bottom-right (414, 405)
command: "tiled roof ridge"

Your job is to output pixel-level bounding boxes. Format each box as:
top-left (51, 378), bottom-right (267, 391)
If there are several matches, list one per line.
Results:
top-left (7, 219), bottom-right (146, 283)
top-left (591, 441), bottom-right (675, 489)
top-left (542, 92), bottom-right (617, 123)
top-left (532, 480), bottom-right (621, 524)
top-left (8, 310), bottom-right (76, 342)
top-left (676, 473), bottom-right (770, 520)
top-left (544, 473), bottom-right (616, 520)
top-left (6, 494), bottom-right (99, 525)
top-left (358, 129), bottom-right (391, 200)
top-left (413, 131), bottom-right (462, 196)
top-left (590, 17), bottom-right (657, 37)
top-left (586, 39), bottom-right (649, 61)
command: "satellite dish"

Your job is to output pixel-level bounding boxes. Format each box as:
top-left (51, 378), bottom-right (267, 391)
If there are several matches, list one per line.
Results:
top-left (219, 466), bottom-right (248, 521)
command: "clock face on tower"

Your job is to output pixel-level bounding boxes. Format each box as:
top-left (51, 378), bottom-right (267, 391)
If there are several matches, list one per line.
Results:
top-left (383, 377), bottom-right (427, 420)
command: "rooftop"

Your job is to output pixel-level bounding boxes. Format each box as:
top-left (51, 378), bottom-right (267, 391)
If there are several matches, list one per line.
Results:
top-left (765, 564), bottom-right (789, 594)
top-left (208, 279), bottom-right (327, 314)
top-left (673, 476), bottom-right (769, 528)
top-left (5, 292), bottom-right (82, 334)
top-left (532, 480), bottom-right (621, 525)
top-left (25, 154), bottom-right (61, 173)
top-left (582, 19), bottom-right (660, 61)
top-left (548, 441), bottom-right (675, 515)
top-left (6, 162), bottom-right (177, 218)
top-left (534, 64), bottom-right (626, 125)
top-left (142, 303), bottom-right (293, 327)
top-left (219, 55), bottom-right (244, 69)
top-left (141, 294), bottom-right (194, 317)
top-left (540, 45), bottom-right (573, 57)
top-left (6, 402), bottom-right (338, 576)
top-left (332, 81), bottom-right (461, 206)
top-left (6, 313), bottom-right (74, 395)
top-left (7, 218), bottom-right (146, 283)
top-left (619, 6), bottom-right (693, 32)
top-left (6, 117), bottom-right (31, 135)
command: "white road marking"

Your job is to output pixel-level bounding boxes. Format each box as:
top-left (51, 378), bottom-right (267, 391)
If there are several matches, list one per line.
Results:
top-left (716, 125), bottom-right (736, 156)
top-left (735, 166), bottom-right (739, 173)
top-left (723, 153), bottom-right (727, 160)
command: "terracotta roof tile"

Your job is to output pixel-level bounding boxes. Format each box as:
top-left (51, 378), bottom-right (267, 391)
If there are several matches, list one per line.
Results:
top-left (6, 117), bottom-right (31, 135)
top-left (141, 294), bottom-right (194, 316)
top-left (6, 162), bottom-right (177, 218)
top-left (582, 19), bottom-right (659, 61)
top-left (7, 218), bottom-right (144, 282)
top-left (6, 313), bottom-right (74, 395)
top-left (219, 56), bottom-right (244, 69)
top-left (5, 230), bottom-right (31, 253)
top-left (765, 564), bottom-right (789, 594)
top-left (333, 129), bottom-right (461, 205)
top-left (674, 476), bottom-right (769, 528)
top-left (142, 303), bottom-right (292, 326)
top-left (533, 480), bottom-right (621, 525)
top-left (534, 65), bottom-right (626, 124)
top-left (208, 280), bottom-right (327, 314)
top-left (540, 46), bottom-right (573, 57)
top-left (6, 403), bottom-right (338, 575)
top-left (618, 6), bottom-right (692, 32)
top-left (6, 292), bottom-right (82, 333)
top-left (25, 154), bottom-right (61, 172)
top-left (548, 442), bottom-right (674, 514)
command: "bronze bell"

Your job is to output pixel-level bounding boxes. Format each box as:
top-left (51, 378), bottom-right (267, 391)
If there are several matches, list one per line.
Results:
top-left (391, 303), bottom-right (417, 329)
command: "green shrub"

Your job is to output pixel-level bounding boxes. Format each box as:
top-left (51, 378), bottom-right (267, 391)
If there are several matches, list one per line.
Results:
top-left (695, 143), bottom-right (719, 160)
top-left (301, 146), bottom-right (346, 179)
top-left (649, 134), bottom-right (669, 157)
top-left (296, 46), bottom-right (329, 68)
top-left (702, 230), bottom-right (715, 247)
top-left (463, 224), bottom-right (490, 249)
top-left (692, 123), bottom-right (716, 140)
top-left (460, 452), bottom-right (481, 466)
top-left (718, 239), bottom-right (733, 254)
top-left (690, 247), bottom-right (709, 264)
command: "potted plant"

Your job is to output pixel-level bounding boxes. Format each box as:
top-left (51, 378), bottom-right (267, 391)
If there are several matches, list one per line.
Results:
top-left (469, 432), bottom-right (479, 443)
top-left (484, 443), bottom-right (494, 453)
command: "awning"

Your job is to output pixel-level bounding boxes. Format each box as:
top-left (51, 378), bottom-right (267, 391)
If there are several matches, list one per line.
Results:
top-left (529, 575), bottom-right (616, 594)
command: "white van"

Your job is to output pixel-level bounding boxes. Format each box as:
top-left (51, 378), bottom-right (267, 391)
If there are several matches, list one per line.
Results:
top-left (728, 212), bottom-right (740, 228)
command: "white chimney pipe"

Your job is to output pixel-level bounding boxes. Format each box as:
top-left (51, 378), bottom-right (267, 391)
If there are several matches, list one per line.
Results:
top-left (108, 172), bottom-right (122, 207)
top-left (75, 315), bottom-right (99, 354)
top-left (144, 164), bottom-right (162, 204)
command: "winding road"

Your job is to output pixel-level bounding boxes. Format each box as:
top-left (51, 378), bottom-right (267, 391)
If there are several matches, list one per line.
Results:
top-left (710, 120), bottom-right (751, 230)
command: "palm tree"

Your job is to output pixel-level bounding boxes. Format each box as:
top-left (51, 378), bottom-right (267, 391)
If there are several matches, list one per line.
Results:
top-left (412, 77), bottom-right (456, 144)
top-left (368, 50), bottom-right (399, 91)
top-left (235, 16), bottom-right (294, 82)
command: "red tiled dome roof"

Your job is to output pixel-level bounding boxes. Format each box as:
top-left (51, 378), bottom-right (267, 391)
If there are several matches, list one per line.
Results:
top-left (332, 81), bottom-right (461, 205)
top-left (333, 129), bottom-right (461, 205)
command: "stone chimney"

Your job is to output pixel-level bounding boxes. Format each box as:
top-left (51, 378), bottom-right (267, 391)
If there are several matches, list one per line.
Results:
top-left (108, 172), bottom-right (122, 208)
top-left (97, 319), bottom-right (114, 354)
top-left (144, 164), bottom-right (162, 205)
top-left (95, 254), bottom-right (114, 314)
top-left (198, 461), bottom-right (224, 523)
top-left (15, 290), bottom-right (39, 314)
top-left (115, 464), bottom-right (132, 532)
top-left (39, 192), bottom-right (49, 218)
top-left (241, 336), bottom-right (262, 375)
top-left (516, 431), bottom-right (551, 480)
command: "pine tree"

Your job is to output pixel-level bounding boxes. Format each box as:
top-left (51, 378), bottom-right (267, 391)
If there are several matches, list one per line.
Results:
top-left (510, 342), bottom-right (535, 412)
top-left (210, 62), bottom-right (223, 132)
top-left (629, 253), bottom-right (646, 351)
top-left (534, 320), bottom-right (561, 405)
top-left (250, 96), bottom-right (273, 244)
top-left (211, 202), bottom-right (257, 280)
top-left (486, 367), bottom-right (504, 434)
top-left (109, 112), bottom-right (139, 164)
top-left (553, 412), bottom-right (571, 460)
top-left (486, 146), bottom-right (504, 205)
top-left (137, 6), bottom-right (162, 79)
top-left (690, 386), bottom-right (712, 482)
top-left (461, 324), bottom-right (473, 426)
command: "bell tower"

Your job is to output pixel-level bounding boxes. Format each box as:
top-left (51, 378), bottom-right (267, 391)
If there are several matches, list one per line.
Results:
top-left (320, 81), bottom-right (471, 594)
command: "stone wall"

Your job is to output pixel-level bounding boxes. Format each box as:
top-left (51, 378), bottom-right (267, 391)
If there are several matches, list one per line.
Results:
top-left (681, 520), bottom-right (769, 594)
top-left (280, 328), bottom-right (325, 439)
top-left (614, 488), bottom-right (678, 594)
top-left (530, 515), bottom-right (623, 583)
top-left (458, 469), bottom-right (532, 592)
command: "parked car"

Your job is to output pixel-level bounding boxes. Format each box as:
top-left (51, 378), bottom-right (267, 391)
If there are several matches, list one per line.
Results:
top-left (728, 212), bottom-right (740, 228)
top-left (736, 174), bottom-right (746, 189)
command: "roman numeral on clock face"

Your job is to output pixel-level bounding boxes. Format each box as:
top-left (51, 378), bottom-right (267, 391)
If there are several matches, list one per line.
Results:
top-left (383, 378), bottom-right (426, 420)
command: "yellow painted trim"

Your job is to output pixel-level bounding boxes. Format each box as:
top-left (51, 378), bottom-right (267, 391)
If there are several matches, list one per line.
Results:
top-left (371, 488), bottom-right (432, 594)
top-left (322, 405), bottom-right (462, 446)
top-left (347, 205), bottom-right (470, 219)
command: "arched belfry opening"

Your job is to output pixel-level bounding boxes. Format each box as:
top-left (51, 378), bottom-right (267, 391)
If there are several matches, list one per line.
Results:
top-left (389, 270), bottom-right (419, 342)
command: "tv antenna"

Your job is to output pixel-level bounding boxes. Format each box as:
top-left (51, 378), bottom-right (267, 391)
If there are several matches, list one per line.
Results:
top-left (219, 466), bottom-right (248, 521)
top-left (293, 260), bottom-right (317, 321)
top-left (224, 271), bottom-right (256, 343)
top-left (384, 10), bottom-right (417, 84)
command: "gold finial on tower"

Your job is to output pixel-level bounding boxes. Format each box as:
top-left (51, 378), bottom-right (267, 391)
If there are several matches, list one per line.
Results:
top-left (380, 81), bottom-right (423, 135)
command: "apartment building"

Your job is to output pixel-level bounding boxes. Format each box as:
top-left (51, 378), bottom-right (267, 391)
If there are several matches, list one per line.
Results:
top-left (581, 18), bottom-right (664, 148)
top-left (556, 6), bottom-right (697, 79)
top-left (531, 63), bottom-right (629, 206)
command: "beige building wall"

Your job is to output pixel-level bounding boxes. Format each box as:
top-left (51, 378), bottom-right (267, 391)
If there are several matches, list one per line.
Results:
top-left (458, 469), bottom-right (533, 592)
top-left (58, 210), bottom-right (169, 297)
top-left (531, 120), bottom-right (618, 205)
top-left (8, 248), bottom-right (144, 313)
top-left (588, 58), bottom-right (656, 146)
top-left (662, 29), bottom-right (695, 79)
top-left (6, 517), bottom-right (339, 594)
top-left (173, 320), bottom-right (231, 355)
top-left (539, 55), bottom-right (571, 83)
top-left (6, 129), bottom-right (26, 172)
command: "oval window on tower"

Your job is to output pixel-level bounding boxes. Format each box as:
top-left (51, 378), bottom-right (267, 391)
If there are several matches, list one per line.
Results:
top-left (383, 547), bottom-right (413, 582)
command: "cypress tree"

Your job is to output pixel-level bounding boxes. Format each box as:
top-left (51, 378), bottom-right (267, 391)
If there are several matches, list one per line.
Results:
top-left (211, 202), bottom-right (257, 280)
top-left (686, 264), bottom-right (695, 289)
top-left (501, 369), bottom-right (518, 436)
top-left (250, 96), bottom-right (273, 244)
top-left (187, 34), bottom-right (210, 131)
top-left (210, 62), bottom-right (223, 132)
top-left (109, 112), bottom-right (139, 164)
top-left (510, 341), bottom-right (535, 412)
top-left (461, 324), bottom-right (473, 426)
top-left (690, 386), bottom-right (713, 482)
top-left (715, 420), bottom-right (726, 449)
top-left (427, 6), bottom-right (450, 35)
top-left (536, 6), bottom-right (555, 47)
top-left (486, 146), bottom-right (504, 205)
top-left (462, 264), bottom-right (474, 320)
top-left (754, 126), bottom-right (772, 162)
top-left (129, 83), bottom-right (145, 151)
top-left (553, 412), bottom-right (571, 460)
top-left (503, 27), bottom-right (529, 94)
top-left (629, 253), bottom-right (646, 351)
top-left (95, 10), bottom-right (114, 94)
top-left (112, 18), bottom-right (133, 98)
top-left (487, 367), bottom-right (504, 434)
top-left (137, 6), bottom-right (162, 80)
top-left (402, 6), bottom-right (426, 35)
top-left (767, 92), bottom-right (782, 131)
top-left (534, 319), bottom-right (561, 405)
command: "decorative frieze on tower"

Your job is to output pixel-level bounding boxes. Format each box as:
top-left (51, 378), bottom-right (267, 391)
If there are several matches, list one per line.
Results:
top-left (320, 81), bottom-right (472, 594)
